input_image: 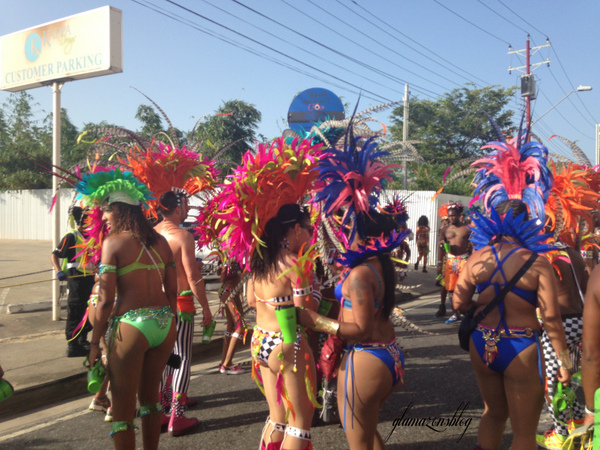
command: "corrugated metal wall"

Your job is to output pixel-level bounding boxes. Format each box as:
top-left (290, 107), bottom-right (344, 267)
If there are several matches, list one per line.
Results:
top-left (0, 189), bottom-right (74, 240)
top-left (0, 190), bottom-right (474, 267)
top-left (385, 190), bottom-right (474, 265)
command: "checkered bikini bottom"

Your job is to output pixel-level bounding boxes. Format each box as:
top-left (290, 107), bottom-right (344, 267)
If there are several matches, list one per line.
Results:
top-left (251, 325), bottom-right (283, 365)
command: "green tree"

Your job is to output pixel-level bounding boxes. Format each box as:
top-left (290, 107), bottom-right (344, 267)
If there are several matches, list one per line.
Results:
top-left (389, 84), bottom-right (516, 194)
top-left (0, 92), bottom-right (51, 190)
top-left (192, 100), bottom-right (263, 169)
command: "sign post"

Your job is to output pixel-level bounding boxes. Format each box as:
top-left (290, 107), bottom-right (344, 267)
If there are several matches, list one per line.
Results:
top-left (0, 6), bottom-right (123, 320)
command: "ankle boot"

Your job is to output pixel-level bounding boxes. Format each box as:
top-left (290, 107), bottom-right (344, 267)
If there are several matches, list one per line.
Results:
top-left (168, 392), bottom-right (199, 436)
top-left (414, 262), bottom-right (419, 271)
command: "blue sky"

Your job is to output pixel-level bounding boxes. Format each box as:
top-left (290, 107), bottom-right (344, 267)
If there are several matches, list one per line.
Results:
top-left (1, 0), bottom-right (598, 163)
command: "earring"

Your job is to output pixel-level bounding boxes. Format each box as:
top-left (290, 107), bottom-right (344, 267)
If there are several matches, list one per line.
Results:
top-left (280, 237), bottom-right (290, 249)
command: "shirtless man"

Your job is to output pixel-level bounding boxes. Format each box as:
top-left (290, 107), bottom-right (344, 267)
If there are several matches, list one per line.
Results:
top-left (436, 203), bottom-right (471, 323)
top-left (536, 242), bottom-right (587, 447)
top-left (155, 190), bottom-right (213, 436)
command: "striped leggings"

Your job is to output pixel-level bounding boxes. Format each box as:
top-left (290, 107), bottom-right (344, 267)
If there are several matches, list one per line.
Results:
top-left (163, 314), bottom-right (194, 394)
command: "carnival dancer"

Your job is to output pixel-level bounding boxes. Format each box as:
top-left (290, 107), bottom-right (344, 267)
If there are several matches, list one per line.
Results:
top-left (217, 136), bottom-right (323, 450)
top-left (453, 130), bottom-right (571, 450)
top-left (298, 133), bottom-right (409, 450)
top-left (121, 141), bottom-right (217, 436)
top-left (414, 215), bottom-right (430, 272)
top-left (434, 206), bottom-right (449, 315)
top-left (535, 163), bottom-right (600, 448)
top-left (437, 202), bottom-right (471, 324)
top-left (217, 260), bottom-right (246, 374)
top-left (51, 206), bottom-right (96, 357)
top-left (87, 274), bottom-right (112, 422)
top-left (81, 168), bottom-right (177, 449)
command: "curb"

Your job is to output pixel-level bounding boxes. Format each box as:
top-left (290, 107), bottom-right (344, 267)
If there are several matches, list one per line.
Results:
top-left (0, 335), bottom-right (249, 421)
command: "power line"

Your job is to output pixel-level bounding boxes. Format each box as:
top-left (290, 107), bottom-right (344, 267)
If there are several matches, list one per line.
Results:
top-left (349, 0), bottom-right (491, 87)
top-left (197, 0), bottom-right (408, 98)
top-left (232, 0), bottom-right (442, 98)
top-left (157, 0), bottom-right (394, 102)
top-left (494, 0), bottom-right (548, 38)
top-left (474, 0), bottom-right (529, 35)
top-left (433, 0), bottom-right (511, 46)
top-left (321, 0), bottom-right (464, 89)
top-left (130, 0), bottom-right (388, 103)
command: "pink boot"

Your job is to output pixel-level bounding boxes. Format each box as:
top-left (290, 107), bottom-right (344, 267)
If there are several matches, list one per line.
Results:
top-left (262, 441), bottom-right (282, 450)
top-left (168, 392), bottom-right (199, 437)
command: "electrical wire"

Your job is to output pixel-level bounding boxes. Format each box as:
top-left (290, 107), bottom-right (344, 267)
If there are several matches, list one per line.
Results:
top-left (197, 0), bottom-right (408, 98)
top-left (130, 0), bottom-right (389, 103)
top-left (474, 0), bottom-right (529, 35)
top-left (432, 0), bottom-right (511, 46)
top-left (349, 0), bottom-right (491, 87)
top-left (232, 0), bottom-right (442, 97)
top-left (154, 0), bottom-right (395, 102)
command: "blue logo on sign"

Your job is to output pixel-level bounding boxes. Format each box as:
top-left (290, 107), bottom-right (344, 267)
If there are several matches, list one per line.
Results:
top-left (25, 33), bottom-right (42, 62)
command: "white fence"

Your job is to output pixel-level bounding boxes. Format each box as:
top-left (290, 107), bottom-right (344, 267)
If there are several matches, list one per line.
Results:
top-left (0, 189), bottom-right (474, 266)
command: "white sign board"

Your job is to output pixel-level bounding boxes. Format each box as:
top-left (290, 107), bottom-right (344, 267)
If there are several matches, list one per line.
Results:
top-left (0, 6), bottom-right (122, 92)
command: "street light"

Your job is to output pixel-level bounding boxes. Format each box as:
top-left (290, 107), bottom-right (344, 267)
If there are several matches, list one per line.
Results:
top-left (531, 85), bottom-right (592, 126)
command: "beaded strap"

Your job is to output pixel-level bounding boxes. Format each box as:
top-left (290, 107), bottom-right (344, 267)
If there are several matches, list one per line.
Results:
top-left (139, 402), bottom-right (161, 417)
top-left (110, 421), bottom-right (137, 436)
top-left (99, 264), bottom-right (117, 275)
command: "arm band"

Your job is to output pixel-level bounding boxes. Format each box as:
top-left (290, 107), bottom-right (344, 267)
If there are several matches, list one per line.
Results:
top-left (293, 286), bottom-right (313, 297)
top-left (98, 264), bottom-right (117, 275)
top-left (312, 290), bottom-right (322, 303)
top-left (585, 405), bottom-right (595, 415)
top-left (314, 316), bottom-right (340, 336)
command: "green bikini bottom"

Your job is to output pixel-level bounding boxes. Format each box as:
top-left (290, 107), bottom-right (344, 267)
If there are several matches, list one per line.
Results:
top-left (113, 306), bottom-right (174, 348)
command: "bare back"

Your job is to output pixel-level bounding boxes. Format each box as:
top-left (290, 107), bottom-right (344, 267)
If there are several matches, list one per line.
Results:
top-left (101, 232), bottom-right (172, 316)
top-left (340, 258), bottom-right (395, 344)
top-left (253, 253), bottom-right (298, 332)
top-left (459, 243), bottom-right (555, 330)
top-left (155, 221), bottom-right (193, 294)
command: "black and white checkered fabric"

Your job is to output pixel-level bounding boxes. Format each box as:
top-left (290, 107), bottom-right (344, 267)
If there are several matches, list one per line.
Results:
top-left (541, 315), bottom-right (584, 436)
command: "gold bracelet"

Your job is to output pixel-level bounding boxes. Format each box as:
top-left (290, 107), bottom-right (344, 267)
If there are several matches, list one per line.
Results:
top-left (314, 316), bottom-right (340, 336)
top-left (558, 350), bottom-right (573, 370)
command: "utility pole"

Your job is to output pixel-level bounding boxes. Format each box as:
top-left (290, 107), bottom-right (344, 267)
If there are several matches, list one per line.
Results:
top-left (403, 84), bottom-right (409, 190)
top-left (508, 35), bottom-right (550, 131)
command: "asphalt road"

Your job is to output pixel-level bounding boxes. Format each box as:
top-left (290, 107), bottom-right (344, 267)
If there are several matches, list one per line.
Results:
top-left (0, 292), bottom-right (555, 449)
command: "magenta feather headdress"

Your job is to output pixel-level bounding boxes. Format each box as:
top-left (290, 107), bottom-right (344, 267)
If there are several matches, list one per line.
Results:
top-left (215, 136), bottom-right (323, 269)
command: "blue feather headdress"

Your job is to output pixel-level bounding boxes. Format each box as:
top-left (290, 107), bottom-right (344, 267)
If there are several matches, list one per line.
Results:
top-left (314, 135), bottom-right (398, 242)
top-left (469, 207), bottom-right (553, 253)
top-left (336, 229), bottom-right (411, 268)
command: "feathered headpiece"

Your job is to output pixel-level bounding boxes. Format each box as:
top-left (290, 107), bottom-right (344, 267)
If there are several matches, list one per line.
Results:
top-left (469, 207), bottom-right (553, 253)
top-left (75, 167), bottom-right (153, 208)
top-left (470, 134), bottom-right (552, 221)
top-left (119, 140), bottom-right (218, 219)
top-left (315, 135), bottom-right (398, 242)
top-left (438, 204), bottom-right (449, 220)
top-left (73, 167), bottom-right (153, 268)
top-left (215, 136), bottom-right (323, 269)
top-left (468, 119), bottom-right (554, 249)
top-left (380, 194), bottom-right (409, 227)
top-left (545, 161), bottom-right (600, 247)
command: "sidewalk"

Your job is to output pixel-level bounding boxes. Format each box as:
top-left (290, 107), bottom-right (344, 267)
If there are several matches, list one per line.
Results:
top-left (0, 240), bottom-right (440, 420)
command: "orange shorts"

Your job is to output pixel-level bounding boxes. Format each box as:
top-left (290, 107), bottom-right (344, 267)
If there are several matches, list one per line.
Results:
top-left (444, 253), bottom-right (469, 291)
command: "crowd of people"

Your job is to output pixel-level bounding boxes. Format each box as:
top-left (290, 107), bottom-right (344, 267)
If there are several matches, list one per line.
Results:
top-left (45, 113), bottom-right (600, 450)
